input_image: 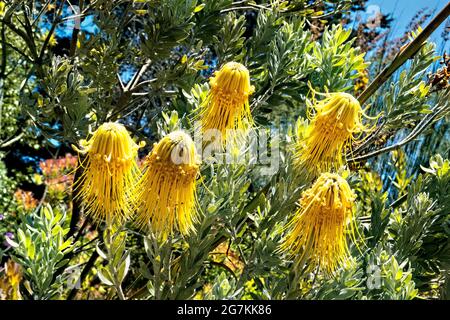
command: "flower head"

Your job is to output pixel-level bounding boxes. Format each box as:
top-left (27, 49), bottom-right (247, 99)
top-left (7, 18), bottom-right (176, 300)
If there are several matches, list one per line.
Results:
top-left (14, 189), bottom-right (38, 211)
top-left (295, 92), bottom-right (374, 173)
top-left (41, 31), bottom-right (58, 47)
top-left (0, 2), bottom-right (6, 16)
top-left (199, 62), bottom-right (254, 145)
top-left (73, 122), bottom-right (143, 224)
top-left (0, 260), bottom-right (22, 300)
top-left (135, 130), bottom-right (199, 239)
top-left (279, 172), bottom-right (357, 274)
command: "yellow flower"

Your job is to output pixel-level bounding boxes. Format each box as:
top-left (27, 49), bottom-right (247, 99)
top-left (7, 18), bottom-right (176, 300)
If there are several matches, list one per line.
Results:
top-left (354, 69), bottom-right (369, 93)
top-left (41, 32), bottom-right (58, 47)
top-left (294, 92), bottom-right (374, 174)
top-left (47, 3), bottom-right (56, 11)
top-left (73, 122), bottom-right (143, 224)
top-left (199, 62), bottom-right (254, 145)
top-left (279, 173), bottom-right (357, 274)
top-left (135, 130), bottom-right (199, 239)
top-left (0, 260), bottom-right (22, 300)
top-left (0, 2), bottom-right (5, 16)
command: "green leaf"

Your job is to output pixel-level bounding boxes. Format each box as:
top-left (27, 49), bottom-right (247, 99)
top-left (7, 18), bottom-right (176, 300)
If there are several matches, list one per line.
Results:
top-left (117, 252), bottom-right (131, 283)
top-left (98, 268), bottom-right (114, 286)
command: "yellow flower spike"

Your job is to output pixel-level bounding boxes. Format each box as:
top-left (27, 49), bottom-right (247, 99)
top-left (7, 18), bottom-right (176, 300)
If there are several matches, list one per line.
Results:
top-left (135, 130), bottom-right (200, 239)
top-left (0, 2), bottom-right (5, 16)
top-left (294, 92), bottom-right (375, 174)
top-left (199, 61), bottom-right (255, 145)
top-left (73, 122), bottom-right (143, 225)
top-left (279, 172), bottom-right (357, 275)
top-left (0, 260), bottom-right (22, 300)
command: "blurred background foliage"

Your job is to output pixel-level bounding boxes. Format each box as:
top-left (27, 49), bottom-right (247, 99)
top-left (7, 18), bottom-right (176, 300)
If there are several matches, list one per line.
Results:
top-left (0, 0), bottom-right (449, 300)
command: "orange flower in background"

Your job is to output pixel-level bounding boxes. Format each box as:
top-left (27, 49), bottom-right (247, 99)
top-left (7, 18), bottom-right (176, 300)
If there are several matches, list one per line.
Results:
top-left (39, 154), bottom-right (78, 196)
top-left (14, 189), bottom-right (38, 211)
top-left (39, 153), bottom-right (78, 178)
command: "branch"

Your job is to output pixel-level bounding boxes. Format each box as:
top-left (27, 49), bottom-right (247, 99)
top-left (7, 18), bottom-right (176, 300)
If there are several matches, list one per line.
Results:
top-left (348, 104), bottom-right (446, 162)
top-left (349, 119), bottom-right (386, 156)
top-left (4, 41), bottom-right (34, 62)
top-left (69, 0), bottom-right (84, 57)
top-left (107, 59), bottom-right (152, 121)
top-left (1, 22), bottom-right (7, 78)
top-left (31, 0), bottom-right (52, 27)
top-left (357, 2), bottom-right (450, 105)
top-left (67, 156), bottom-right (85, 239)
top-left (38, 0), bottom-right (65, 61)
top-left (126, 59), bottom-right (152, 91)
top-left (0, 132), bottom-right (25, 148)
top-left (2, 15), bottom-right (38, 64)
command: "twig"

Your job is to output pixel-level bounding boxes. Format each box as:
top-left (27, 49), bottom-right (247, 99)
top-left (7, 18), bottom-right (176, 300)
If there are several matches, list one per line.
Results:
top-left (69, 0), bottom-right (84, 57)
top-left (117, 73), bottom-right (125, 91)
top-left (38, 0), bottom-right (65, 61)
top-left (220, 5), bottom-right (270, 14)
top-left (4, 42), bottom-right (33, 62)
top-left (21, 4), bottom-right (41, 70)
top-left (132, 78), bottom-right (157, 91)
top-left (31, 185), bottom-right (48, 217)
top-left (349, 104), bottom-right (446, 162)
top-left (351, 118), bottom-right (385, 153)
top-left (0, 132), bottom-right (25, 148)
top-left (390, 194), bottom-right (408, 209)
top-left (67, 158), bottom-right (84, 239)
top-left (1, 23), bottom-right (6, 77)
top-left (126, 59), bottom-right (152, 91)
top-left (107, 59), bottom-right (152, 121)
top-left (31, 0), bottom-right (52, 27)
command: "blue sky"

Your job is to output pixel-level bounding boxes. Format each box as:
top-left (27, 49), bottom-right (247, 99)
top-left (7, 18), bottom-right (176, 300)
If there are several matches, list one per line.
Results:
top-left (365, 0), bottom-right (449, 50)
top-left (47, 1), bottom-right (448, 51)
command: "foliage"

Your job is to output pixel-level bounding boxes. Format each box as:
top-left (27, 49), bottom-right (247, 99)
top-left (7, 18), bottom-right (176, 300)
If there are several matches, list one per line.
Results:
top-left (5, 204), bottom-right (74, 299)
top-left (0, 0), bottom-right (449, 301)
